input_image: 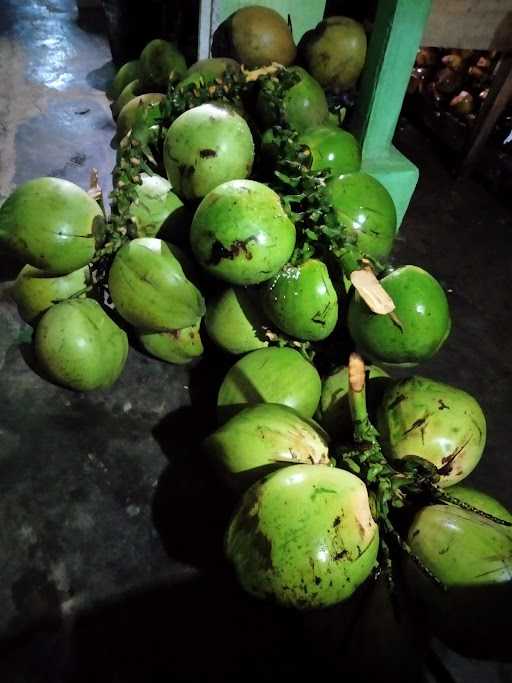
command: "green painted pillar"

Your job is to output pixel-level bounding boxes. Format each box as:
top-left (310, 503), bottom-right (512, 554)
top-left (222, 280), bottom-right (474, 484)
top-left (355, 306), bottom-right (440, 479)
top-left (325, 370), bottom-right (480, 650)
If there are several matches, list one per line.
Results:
top-left (351, 0), bottom-right (432, 226)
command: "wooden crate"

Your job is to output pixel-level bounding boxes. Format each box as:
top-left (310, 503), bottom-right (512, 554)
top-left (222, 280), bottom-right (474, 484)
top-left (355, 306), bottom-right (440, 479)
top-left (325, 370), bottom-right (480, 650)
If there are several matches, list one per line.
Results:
top-left (419, 0), bottom-right (512, 173)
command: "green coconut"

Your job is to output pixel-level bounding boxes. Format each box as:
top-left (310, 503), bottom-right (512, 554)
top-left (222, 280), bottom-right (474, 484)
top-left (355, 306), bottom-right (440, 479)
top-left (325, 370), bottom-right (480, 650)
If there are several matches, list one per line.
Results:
top-left (138, 322), bottom-right (203, 364)
top-left (12, 264), bottom-right (90, 324)
top-left (261, 259), bottom-right (338, 341)
top-left (190, 179), bottom-right (295, 286)
top-left (217, 346), bottom-right (321, 423)
top-left (205, 286), bottom-right (270, 354)
top-left (226, 464), bottom-right (379, 608)
top-left (35, 299), bottom-right (128, 391)
top-left (108, 237), bottom-right (205, 331)
top-left (377, 375), bottom-right (486, 487)
top-left (204, 403), bottom-right (329, 491)
top-left (0, 177), bottom-right (102, 275)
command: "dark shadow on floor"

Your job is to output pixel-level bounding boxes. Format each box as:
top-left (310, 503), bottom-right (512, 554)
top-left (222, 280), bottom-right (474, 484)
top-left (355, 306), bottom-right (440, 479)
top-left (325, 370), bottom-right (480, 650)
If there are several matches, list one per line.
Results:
top-left (0, 570), bottom-right (434, 683)
top-left (0, 251), bottom-right (23, 282)
top-left (86, 61), bottom-right (115, 92)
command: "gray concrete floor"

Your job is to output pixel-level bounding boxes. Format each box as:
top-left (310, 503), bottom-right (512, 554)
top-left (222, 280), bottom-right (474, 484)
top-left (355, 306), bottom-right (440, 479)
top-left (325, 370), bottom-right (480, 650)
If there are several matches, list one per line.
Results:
top-left (0, 1), bottom-right (511, 681)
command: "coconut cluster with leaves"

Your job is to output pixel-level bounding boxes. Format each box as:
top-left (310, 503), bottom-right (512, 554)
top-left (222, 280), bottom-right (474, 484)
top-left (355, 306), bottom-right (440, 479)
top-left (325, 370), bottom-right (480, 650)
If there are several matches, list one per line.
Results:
top-left (1, 6), bottom-right (511, 664)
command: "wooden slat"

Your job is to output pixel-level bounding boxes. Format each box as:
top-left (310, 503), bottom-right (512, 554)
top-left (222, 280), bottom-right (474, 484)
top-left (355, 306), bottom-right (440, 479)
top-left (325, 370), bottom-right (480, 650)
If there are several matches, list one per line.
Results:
top-left (422, 0), bottom-right (512, 50)
top-left (460, 53), bottom-right (512, 173)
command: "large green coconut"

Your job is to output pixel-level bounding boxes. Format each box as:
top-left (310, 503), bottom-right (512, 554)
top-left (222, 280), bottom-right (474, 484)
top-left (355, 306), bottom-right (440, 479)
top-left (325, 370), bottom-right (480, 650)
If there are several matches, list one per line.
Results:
top-left (257, 66), bottom-right (329, 133)
top-left (163, 102), bottom-right (254, 202)
top-left (324, 172), bottom-right (397, 270)
top-left (107, 59), bottom-right (141, 100)
top-left (190, 179), bottom-right (295, 286)
top-left (108, 238), bottom-right (205, 331)
top-left (318, 364), bottom-right (390, 440)
top-left (204, 403), bottom-right (329, 492)
top-left (116, 93), bottom-right (166, 139)
top-left (127, 173), bottom-right (189, 242)
top-left (111, 79), bottom-right (144, 119)
top-left (261, 259), bottom-right (338, 341)
top-left (297, 124), bottom-right (361, 176)
top-left (348, 265), bottom-right (451, 366)
top-left (137, 323), bottom-right (203, 364)
top-left (406, 493), bottom-right (512, 660)
top-left (35, 299), bottom-right (128, 391)
top-left (226, 464), bottom-right (379, 608)
top-left (0, 177), bottom-right (102, 275)
top-left (377, 375), bottom-right (486, 487)
top-left (205, 286), bottom-right (270, 355)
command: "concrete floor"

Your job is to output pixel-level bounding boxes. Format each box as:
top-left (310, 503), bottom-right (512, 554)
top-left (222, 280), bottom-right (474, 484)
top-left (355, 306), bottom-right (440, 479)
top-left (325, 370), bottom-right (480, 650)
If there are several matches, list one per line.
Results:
top-left (0, 1), bottom-right (511, 681)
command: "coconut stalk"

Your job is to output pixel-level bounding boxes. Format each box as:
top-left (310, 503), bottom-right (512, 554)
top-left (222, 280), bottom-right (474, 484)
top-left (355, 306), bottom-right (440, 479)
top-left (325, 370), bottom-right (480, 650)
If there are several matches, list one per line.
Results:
top-left (266, 126), bottom-right (396, 316)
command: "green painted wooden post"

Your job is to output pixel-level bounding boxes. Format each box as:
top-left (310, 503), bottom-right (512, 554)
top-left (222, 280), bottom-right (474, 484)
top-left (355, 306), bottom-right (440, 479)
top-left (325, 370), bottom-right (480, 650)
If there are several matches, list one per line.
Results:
top-left (351, 0), bottom-right (432, 226)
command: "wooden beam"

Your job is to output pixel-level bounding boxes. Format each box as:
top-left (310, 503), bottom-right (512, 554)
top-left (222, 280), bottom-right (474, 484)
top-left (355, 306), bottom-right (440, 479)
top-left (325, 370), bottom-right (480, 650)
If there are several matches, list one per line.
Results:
top-left (422, 0), bottom-right (512, 51)
top-left (460, 52), bottom-right (512, 174)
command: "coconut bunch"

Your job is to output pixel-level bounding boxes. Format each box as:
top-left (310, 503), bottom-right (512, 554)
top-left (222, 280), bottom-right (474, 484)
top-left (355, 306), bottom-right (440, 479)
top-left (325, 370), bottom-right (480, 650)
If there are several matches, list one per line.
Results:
top-left (1, 6), bottom-right (510, 664)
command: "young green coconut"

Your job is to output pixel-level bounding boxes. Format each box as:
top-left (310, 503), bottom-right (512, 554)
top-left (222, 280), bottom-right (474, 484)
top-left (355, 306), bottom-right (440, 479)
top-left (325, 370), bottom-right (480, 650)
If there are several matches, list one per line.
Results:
top-left (406, 487), bottom-right (512, 660)
top-left (217, 346), bottom-right (321, 423)
top-left (107, 59), bottom-right (141, 101)
top-left (139, 39), bottom-right (186, 92)
top-left (348, 265), bottom-right (451, 366)
top-left (204, 403), bottom-right (329, 492)
top-left (317, 363), bottom-right (390, 441)
top-left (35, 299), bottom-right (128, 391)
top-left (12, 264), bottom-right (90, 325)
top-left (257, 66), bottom-right (329, 133)
top-left (108, 237), bottom-right (205, 331)
top-left (163, 102), bottom-right (254, 202)
top-left (297, 124), bottom-right (362, 176)
top-left (377, 375), bottom-right (486, 487)
top-left (117, 94), bottom-right (166, 139)
top-left (324, 172), bottom-right (397, 270)
top-left (298, 16), bottom-right (367, 92)
top-left (226, 463), bottom-right (379, 608)
top-left (205, 287), bottom-right (270, 355)
top-left (177, 57), bottom-right (241, 93)
top-left (190, 179), bottom-right (296, 286)
top-left (0, 177), bottom-right (104, 275)
top-left (261, 259), bottom-right (338, 342)
top-left (221, 6), bottom-right (296, 67)
top-left (137, 323), bottom-right (203, 364)
top-left (125, 173), bottom-right (189, 242)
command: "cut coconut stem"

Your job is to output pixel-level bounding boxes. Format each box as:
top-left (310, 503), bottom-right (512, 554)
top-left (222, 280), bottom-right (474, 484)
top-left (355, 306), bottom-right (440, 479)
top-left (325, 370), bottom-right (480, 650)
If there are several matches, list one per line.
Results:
top-left (348, 352), bottom-right (380, 444)
top-left (350, 266), bottom-right (396, 315)
top-left (88, 168), bottom-right (105, 217)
